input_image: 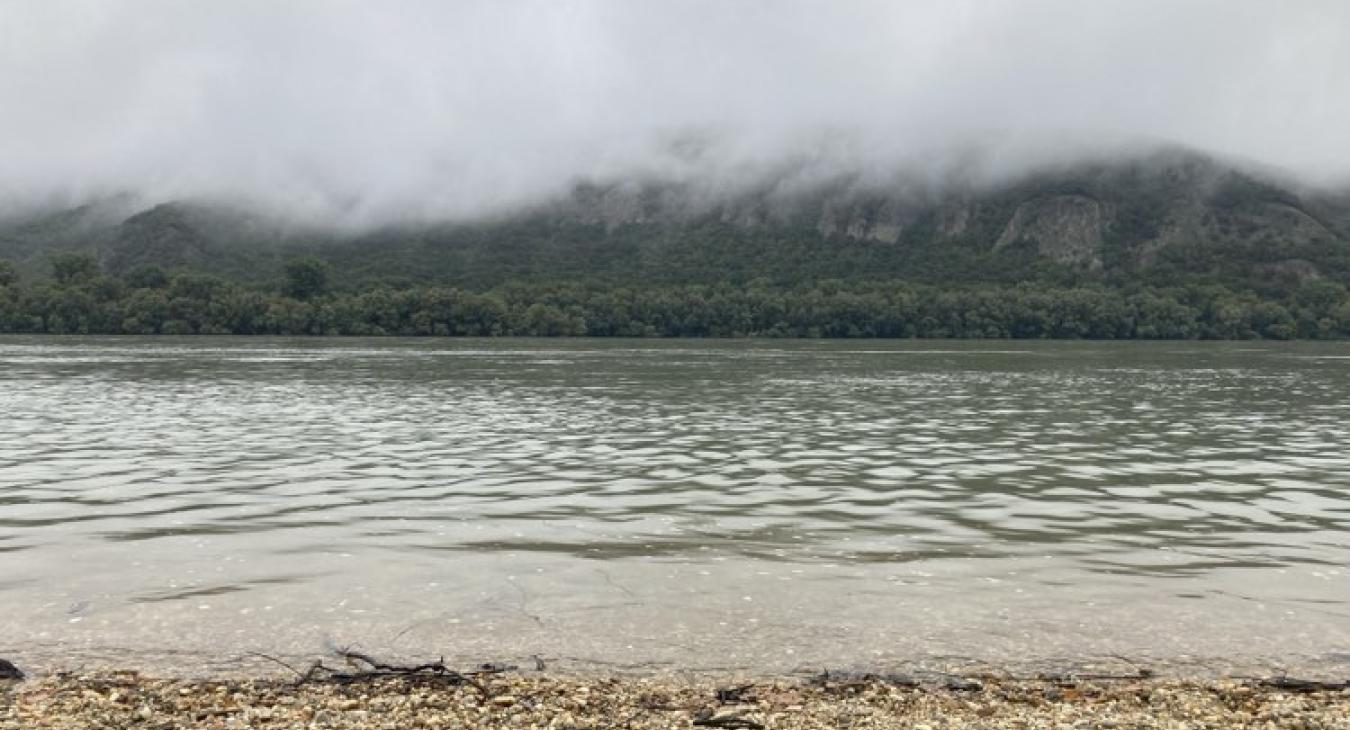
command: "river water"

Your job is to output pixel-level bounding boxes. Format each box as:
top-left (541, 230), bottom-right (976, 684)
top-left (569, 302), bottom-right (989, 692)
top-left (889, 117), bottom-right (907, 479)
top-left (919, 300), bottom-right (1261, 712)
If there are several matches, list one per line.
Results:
top-left (1, 337), bottom-right (1348, 677)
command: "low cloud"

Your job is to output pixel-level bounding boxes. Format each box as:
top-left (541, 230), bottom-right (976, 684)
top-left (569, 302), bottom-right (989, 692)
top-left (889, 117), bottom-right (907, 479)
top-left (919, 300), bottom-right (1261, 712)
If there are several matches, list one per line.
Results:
top-left (1, 0), bottom-right (1347, 224)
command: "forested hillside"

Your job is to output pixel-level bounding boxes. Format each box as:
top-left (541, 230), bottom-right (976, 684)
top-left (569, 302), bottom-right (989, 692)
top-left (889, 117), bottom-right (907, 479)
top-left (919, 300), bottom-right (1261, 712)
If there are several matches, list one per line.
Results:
top-left (2, 149), bottom-right (1349, 338)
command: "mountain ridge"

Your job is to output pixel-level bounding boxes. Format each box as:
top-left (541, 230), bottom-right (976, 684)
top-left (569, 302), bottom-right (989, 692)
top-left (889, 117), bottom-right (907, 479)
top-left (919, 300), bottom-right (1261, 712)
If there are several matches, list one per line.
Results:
top-left (2, 148), bottom-right (1348, 297)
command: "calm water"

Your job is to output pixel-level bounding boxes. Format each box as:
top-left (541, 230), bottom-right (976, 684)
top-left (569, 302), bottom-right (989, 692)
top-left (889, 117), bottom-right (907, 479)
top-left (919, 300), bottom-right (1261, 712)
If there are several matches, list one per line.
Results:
top-left (1, 337), bottom-right (1348, 676)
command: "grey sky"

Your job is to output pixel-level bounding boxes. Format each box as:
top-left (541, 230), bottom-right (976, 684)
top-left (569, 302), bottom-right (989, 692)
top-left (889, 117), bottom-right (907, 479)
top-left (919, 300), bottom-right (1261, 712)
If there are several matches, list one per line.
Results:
top-left (1, 0), bottom-right (1346, 222)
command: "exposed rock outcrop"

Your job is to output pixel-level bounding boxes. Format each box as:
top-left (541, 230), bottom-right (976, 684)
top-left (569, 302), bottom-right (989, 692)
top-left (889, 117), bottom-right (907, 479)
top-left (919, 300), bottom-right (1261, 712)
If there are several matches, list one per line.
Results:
top-left (994, 195), bottom-right (1105, 269)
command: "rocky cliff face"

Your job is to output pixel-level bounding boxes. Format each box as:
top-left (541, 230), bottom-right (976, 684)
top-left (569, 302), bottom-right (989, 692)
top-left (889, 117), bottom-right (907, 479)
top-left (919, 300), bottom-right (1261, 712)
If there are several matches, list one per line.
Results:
top-left (530, 148), bottom-right (1348, 280)
top-left (993, 195), bottom-right (1105, 269)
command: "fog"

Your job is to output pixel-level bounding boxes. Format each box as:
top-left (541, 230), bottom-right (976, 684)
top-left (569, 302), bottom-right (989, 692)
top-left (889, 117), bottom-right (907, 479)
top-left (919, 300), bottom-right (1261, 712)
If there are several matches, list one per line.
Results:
top-left (1, 1), bottom-right (1347, 224)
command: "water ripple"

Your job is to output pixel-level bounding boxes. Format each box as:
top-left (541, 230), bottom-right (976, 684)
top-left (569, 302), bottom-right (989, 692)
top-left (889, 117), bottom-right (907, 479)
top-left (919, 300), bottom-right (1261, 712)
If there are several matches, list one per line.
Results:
top-left (2, 337), bottom-right (1348, 668)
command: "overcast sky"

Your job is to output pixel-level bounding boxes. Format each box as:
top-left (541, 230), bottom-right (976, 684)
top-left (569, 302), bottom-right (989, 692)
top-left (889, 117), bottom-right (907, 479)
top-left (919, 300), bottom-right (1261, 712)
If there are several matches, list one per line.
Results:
top-left (1, 0), bottom-right (1346, 222)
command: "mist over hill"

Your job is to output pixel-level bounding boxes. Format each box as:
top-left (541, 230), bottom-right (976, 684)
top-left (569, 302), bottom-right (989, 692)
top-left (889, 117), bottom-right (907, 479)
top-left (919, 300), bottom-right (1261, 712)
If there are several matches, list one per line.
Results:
top-left (3, 147), bottom-right (1348, 299)
top-left (4, 1), bottom-right (1348, 315)
top-left (3, 144), bottom-right (1350, 339)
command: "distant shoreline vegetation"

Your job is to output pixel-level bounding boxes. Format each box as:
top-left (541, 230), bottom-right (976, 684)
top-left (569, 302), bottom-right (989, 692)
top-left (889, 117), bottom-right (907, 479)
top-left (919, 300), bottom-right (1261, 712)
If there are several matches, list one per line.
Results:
top-left (0, 255), bottom-right (1347, 339)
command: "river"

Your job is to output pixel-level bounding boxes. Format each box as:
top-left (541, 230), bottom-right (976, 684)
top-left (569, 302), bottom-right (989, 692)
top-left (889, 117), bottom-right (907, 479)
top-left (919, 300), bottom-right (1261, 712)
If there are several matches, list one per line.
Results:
top-left (1, 337), bottom-right (1347, 676)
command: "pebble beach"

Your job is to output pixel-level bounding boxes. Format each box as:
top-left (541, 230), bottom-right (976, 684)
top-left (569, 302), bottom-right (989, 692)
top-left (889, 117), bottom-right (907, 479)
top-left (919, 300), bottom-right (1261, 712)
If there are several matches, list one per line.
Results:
top-left (4, 668), bottom-right (1349, 729)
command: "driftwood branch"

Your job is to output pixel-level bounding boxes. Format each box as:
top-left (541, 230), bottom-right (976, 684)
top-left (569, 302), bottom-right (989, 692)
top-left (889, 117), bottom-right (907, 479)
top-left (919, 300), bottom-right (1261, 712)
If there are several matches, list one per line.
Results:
top-left (244, 652), bottom-right (307, 680)
top-left (1037, 668), bottom-right (1155, 684)
top-left (808, 669), bottom-right (981, 692)
top-left (693, 708), bottom-right (765, 729)
top-left (715, 683), bottom-right (755, 704)
top-left (282, 647), bottom-right (516, 697)
top-left (1252, 677), bottom-right (1350, 693)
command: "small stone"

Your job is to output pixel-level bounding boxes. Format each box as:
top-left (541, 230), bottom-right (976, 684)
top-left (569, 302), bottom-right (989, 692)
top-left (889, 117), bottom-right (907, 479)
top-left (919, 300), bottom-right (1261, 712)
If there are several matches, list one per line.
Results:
top-left (0, 658), bottom-right (25, 681)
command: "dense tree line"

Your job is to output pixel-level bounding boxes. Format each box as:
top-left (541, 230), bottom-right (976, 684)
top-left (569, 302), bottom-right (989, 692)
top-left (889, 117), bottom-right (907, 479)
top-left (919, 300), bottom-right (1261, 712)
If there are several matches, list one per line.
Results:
top-left (1, 254), bottom-right (1348, 339)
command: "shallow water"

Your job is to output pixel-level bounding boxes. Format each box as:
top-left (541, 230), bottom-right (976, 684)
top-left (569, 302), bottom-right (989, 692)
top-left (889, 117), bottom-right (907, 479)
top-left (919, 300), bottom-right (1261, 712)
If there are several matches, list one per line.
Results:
top-left (1, 337), bottom-right (1348, 676)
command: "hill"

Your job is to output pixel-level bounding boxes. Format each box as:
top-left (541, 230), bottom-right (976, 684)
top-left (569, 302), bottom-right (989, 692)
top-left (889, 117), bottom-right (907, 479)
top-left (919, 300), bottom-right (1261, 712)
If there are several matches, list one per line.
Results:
top-left (4, 148), bottom-right (1350, 294)
top-left (2, 148), bottom-right (1349, 338)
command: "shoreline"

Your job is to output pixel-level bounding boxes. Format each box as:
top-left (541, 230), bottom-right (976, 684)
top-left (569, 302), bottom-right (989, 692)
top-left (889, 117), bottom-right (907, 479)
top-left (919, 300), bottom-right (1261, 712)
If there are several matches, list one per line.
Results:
top-left (5, 643), bottom-right (1349, 681)
top-left (4, 662), bottom-right (1348, 729)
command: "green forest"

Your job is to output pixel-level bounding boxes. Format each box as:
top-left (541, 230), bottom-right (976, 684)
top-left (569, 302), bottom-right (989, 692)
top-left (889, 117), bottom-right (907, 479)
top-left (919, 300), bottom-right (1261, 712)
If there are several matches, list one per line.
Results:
top-left (2, 253), bottom-right (1348, 339)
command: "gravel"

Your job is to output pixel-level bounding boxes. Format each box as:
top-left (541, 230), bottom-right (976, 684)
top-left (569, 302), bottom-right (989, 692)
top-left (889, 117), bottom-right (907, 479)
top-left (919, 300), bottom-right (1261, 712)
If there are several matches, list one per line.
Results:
top-left (4, 670), bottom-right (1349, 729)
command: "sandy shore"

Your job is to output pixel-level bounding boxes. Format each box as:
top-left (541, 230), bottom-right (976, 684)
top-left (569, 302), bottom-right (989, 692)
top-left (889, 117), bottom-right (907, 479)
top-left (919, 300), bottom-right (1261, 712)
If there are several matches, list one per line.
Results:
top-left (4, 667), bottom-right (1349, 729)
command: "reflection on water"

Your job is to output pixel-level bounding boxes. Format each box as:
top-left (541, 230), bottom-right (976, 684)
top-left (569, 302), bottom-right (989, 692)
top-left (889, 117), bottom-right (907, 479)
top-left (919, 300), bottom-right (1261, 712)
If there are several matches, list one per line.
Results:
top-left (1, 337), bottom-right (1347, 675)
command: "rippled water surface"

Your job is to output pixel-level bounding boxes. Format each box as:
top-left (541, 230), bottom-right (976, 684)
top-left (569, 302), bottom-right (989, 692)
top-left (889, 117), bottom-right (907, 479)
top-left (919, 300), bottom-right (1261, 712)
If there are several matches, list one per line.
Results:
top-left (2, 337), bottom-right (1348, 675)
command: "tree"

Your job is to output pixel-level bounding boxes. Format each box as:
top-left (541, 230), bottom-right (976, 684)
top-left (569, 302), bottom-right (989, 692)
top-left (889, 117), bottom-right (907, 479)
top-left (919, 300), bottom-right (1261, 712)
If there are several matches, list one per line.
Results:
top-left (50, 253), bottom-right (99, 286)
top-left (283, 258), bottom-right (330, 300)
top-left (124, 265), bottom-right (169, 290)
top-left (0, 259), bottom-right (15, 287)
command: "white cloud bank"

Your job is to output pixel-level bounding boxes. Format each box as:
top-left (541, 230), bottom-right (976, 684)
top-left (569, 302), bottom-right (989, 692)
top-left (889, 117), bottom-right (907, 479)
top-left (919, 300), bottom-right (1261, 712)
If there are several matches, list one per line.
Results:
top-left (1, 0), bottom-right (1346, 223)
